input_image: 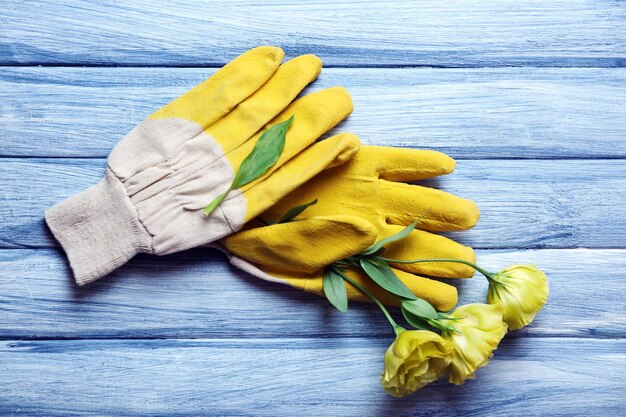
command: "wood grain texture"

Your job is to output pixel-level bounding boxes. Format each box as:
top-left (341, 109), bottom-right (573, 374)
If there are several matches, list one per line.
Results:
top-left (1, 158), bottom-right (624, 249)
top-left (2, 67), bottom-right (626, 158)
top-left (1, 337), bottom-right (624, 416)
top-left (1, 248), bottom-right (624, 339)
top-left (1, 0), bottom-right (625, 67)
top-left (3, 1), bottom-right (626, 414)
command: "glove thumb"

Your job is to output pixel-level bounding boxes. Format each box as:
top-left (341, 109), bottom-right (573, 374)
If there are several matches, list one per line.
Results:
top-left (223, 215), bottom-right (377, 274)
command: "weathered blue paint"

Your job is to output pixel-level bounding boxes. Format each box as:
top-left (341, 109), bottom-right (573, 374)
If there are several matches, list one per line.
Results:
top-left (0, 0), bottom-right (625, 67)
top-left (1, 248), bottom-right (625, 339)
top-left (1, 0), bottom-right (625, 415)
top-left (1, 338), bottom-right (624, 416)
top-left (1, 159), bottom-right (625, 249)
top-left (1, 68), bottom-right (625, 158)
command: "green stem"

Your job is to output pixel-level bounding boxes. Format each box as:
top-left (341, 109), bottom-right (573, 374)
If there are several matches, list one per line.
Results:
top-left (330, 266), bottom-right (405, 336)
top-left (203, 187), bottom-right (231, 216)
top-left (343, 257), bottom-right (361, 268)
top-left (374, 256), bottom-right (494, 280)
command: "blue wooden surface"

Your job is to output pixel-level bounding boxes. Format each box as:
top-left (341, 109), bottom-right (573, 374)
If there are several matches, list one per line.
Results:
top-left (1, 1), bottom-right (626, 416)
top-left (2, 68), bottom-right (626, 158)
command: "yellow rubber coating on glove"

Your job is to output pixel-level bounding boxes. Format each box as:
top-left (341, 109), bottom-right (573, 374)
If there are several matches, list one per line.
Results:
top-left (205, 54), bottom-right (323, 153)
top-left (242, 132), bottom-right (361, 221)
top-left (225, 216), bottom-right (377, 274)
top-left (250, 146), bottom-right (479, 278)
top-left (383, 226), bottom-right (476, 277)
top-left (267, 146), bottom-right (479, 232)
top-left (144, 46), bottom-right (356, 225)
top-left (273, 267), bottom-right (458, 312)
top-left (224, 144), bottom-right (473, 307)
top-left (149, 46), bottom-right (284, 128)
top-left (348, 145), bottom-right (457, 181)
top-left (229, 86), bottom-right (354, 192)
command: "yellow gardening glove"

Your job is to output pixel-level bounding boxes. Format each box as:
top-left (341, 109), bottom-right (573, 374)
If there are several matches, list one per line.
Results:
top-left (223, 146), bottom-right (480, 311)
top-left (45, 46), bottom-right (358, 286)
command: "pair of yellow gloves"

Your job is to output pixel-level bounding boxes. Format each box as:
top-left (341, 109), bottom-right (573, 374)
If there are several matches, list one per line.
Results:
top-left (45, 47), bottom-right (478, 311)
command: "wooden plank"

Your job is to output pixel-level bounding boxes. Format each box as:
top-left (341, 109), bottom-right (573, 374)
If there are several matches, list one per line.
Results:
top-left (1, 0), bottom-right (625, 67)
top-left (1, 248), bottom-right (624, 339)
top-left (2, 67), bottom-right (626, 158)
top-left (1, 337), bottom-right (624, 416)
top-left (1, 158), bottom-right (625, 249)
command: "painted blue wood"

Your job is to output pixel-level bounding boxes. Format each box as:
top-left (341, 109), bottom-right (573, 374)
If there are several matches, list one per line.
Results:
top-left (1, 248), bottom-right (624, 339)
top-left (2, 1), bottom-right (625, 415)
top-left (1, 0), bottom-right (625, 67)
top-left (1, 158), bottom-right (625, 249)
top-left (1, 338), bottom-right (624, 416)
top-left (2, 67), bottom-right (626, 158)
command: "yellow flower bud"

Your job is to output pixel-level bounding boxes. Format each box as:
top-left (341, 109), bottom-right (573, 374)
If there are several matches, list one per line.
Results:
top-left (487, 264), bottom-right (549, 330)
top-left (381, 330), bottom-right (453, 397)
top-left (442, 303), bottom-right (507, 385)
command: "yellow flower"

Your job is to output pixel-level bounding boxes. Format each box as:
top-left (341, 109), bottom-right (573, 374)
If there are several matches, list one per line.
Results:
top-left (381, 330), bottom-right (453, 397)
top-left (487, 264), bottom-right (549, 330)
top-left (441, 303), bottom-right (507, 385)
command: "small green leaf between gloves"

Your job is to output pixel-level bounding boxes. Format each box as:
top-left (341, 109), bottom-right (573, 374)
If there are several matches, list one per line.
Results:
top-left (260, 198), bottom-right (318, 225)
top-left (362, 220), bottom-right (419, 255)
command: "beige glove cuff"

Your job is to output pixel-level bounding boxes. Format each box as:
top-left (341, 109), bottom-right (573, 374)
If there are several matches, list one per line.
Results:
top-left (45, 170), bottom-right (152, 286)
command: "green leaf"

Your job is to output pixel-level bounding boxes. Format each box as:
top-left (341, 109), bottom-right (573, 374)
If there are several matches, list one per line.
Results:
top-left (203, 115), bottom-right (294, 216)
top-left (323, 268), bottom-right (348, 313)
top-left (401, 299), bottom-right (438, 320)
top-left (362, 220), bottom-right (419, 255)
top-left (359, 258), bottom-right (417, 300)
top-left (231, 115), bottom-right (294, 188)
top-left (277, 199), bottom-right (318, 224)
top-left (401, 306), bottom-right (432, 331)
top-left (430, 317), bottom-right (461, 334)
top-left (202, 190), bottom-right (228, 216)
top-left (437, 312), bottom-right (464, 321)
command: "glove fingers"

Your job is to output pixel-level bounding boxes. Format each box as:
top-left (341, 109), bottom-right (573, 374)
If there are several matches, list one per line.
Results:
top-left (242, 133), bottom-right (360, 220)
top-left (350, 146), bottom-right (457, 181)
top-left (206, 55), bottom-right (323, 152)
top-left (233, 86), bottom-right (354, 191)
top-left (379, 225), bottom-right (476, 278)
top-left (278, 267), bottom-right (458, 312)
top-left (166, 121), bottom-right (356, 215)
top-left (150, 46), bottom-right (284, 127)
top-left (375, 180), bottom-right (480, 231)
top-left (223, 215), bottom-right (377, 274)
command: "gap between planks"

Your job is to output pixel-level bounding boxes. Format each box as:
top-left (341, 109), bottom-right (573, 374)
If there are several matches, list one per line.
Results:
top-left (2, 67), bottom-right (626, 158)
top-left (2, 159), bottom-right (625, 249)
top-left (2, 248), bottom-right (625, 339)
